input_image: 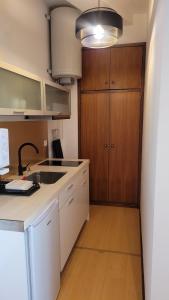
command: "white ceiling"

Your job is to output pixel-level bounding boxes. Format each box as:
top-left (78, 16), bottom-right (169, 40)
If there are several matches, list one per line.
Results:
top-left (45, 0), bottom-right (148, 24)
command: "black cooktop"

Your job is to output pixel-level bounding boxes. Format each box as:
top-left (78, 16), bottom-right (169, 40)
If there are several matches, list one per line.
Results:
top-left (38, 160), bottom-right (83, 167)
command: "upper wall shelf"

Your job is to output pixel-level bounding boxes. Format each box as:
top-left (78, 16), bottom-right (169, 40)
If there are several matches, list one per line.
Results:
top-left (44, 80), bottom-right (71, 118)
top-left (0, 62), bottom-right (71, 119)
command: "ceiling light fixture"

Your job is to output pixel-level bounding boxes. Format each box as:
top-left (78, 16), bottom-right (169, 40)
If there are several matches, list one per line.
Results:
top-left (75, 0), bottom-right (123, 49)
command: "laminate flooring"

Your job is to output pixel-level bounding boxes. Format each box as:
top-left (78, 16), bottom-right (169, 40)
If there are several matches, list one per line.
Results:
top-left (57, 205), bottom-right (142, 300)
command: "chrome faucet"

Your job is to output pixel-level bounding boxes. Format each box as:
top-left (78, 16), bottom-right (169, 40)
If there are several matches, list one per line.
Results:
top-left (18, 143), bottom-right (39, 176)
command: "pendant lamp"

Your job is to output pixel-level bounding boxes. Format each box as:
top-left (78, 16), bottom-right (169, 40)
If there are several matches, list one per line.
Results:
top-left (75, 0), bottom-right (123, 48)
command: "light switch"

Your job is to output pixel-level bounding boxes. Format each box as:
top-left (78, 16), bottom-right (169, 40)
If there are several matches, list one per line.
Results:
top-left (44, 140), bottom-right (48, 147)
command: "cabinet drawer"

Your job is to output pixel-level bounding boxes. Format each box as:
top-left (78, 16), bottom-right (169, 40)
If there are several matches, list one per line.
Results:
top-left (59, 177), bottom-right (77, 209)
top-left (76, 167), bottom-right (89, 185)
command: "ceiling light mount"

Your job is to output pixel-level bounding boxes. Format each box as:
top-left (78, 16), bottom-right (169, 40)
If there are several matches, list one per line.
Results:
top-left (75, 2), bottom-right (123, 49)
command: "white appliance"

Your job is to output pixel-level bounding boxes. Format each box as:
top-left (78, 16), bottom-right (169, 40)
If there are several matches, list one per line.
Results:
top-left (51, 7), bottom-right (82, 83)
top-left (28, 200), bottom-right (60, 300)
top-left (0, 128), bottom-right (9, 175)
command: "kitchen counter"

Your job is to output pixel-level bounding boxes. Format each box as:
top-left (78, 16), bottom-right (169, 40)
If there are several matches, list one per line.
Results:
top-left (0, 159), bottom-right (89, 230)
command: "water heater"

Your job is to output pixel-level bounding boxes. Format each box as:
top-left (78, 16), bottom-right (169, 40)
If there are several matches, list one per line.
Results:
top-left (51, 7), bottom-right (82, 84)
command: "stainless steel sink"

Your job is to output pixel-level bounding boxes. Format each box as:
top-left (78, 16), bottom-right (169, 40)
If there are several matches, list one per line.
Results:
top-left (26, 171), bottom-right (66, 184)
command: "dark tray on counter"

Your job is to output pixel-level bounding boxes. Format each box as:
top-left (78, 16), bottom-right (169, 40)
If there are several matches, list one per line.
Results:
top-left (0, 181), bottom-right (40, 196)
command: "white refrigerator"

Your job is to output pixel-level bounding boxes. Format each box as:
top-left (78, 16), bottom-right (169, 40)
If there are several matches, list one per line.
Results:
top-left (28, 200), bottom-right (60, 300)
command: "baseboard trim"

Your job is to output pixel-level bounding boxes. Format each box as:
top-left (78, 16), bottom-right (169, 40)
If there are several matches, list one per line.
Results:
top-left (139, 210), bottom-right (145, 300)
top-left (90, 200), bottom-right (138, 208)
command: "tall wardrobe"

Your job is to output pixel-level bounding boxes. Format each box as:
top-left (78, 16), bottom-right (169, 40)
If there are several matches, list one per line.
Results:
top-left (79, 44), bottom-right (145, 207)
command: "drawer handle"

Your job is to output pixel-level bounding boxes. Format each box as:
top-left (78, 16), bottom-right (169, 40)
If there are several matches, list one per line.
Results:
top-left (83, 169), bottom-right (87, 175)
top-left (110, 144), bottom-right (115, 149)
top-left (67, 197), bottom-right (74, 206)
top-left (66, 183), bottom-right (74, 191)
top-left (13, 111), bottom-right (25, 115)
top-left (46, 220), bottom-right (52, 226)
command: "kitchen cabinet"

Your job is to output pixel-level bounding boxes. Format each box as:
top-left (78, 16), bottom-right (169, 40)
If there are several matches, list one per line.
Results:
top-left (0, 199), bottom-right (60, 300)
top-left (0, 229), bottom-right (29, 300)
top-left (0, 62), bottom-right (71, 119)
top-left (79, 44), bottom-right (145, 207)
top-left (0, 62), bottom-right (43, 116)
top-left (43, 80), bottom-right (70, 118)
top-left (80, 93), bottom-right (109, 202)
top-left (110, 46), bottom-right (143, 89)
top-left (80, 48), bottom-right (110, 91)
top-left (80, 92), bottom-right (141, 206)
top-left (80, 45), bottom-right (144, 91)
top-left (0, 160), bottom-right (89, 299)
top-left (59, 166), bottom-right (89, 271)
top-left (108, 92), bottom-right (141, 205)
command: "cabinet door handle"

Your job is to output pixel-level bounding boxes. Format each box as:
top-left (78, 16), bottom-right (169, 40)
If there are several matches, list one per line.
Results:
top-left (110, 144), bottom-right (115, 149)
top-left (13, 111), bottom-right (25, 115)
top-left (66, 183), bottom-right (74, 191)
top-left (46, 220), bottom-right (52, 226)
top-left (67, 197), bottom-right (74, 206)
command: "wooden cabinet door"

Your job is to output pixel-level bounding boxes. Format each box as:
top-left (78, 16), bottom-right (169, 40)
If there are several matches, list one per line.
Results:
top-left (110, 46), bottom-right (143, 89)
top-left (80, 49), bottom-right (110, 91)
top-left (80, 93), bottom-right (109, 202)
top-left (108, 92), bottom-right (141, 205)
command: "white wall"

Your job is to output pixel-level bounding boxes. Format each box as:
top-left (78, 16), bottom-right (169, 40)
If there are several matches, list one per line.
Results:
top-left (62, 81), bottom-right (78, 158)
top-left (0, 0), bottom-right (50, 79)
top-left (118, 13), bottom-right (147, 44)
top-left (0, 0), bottom-right (79, 158)
top-left (0, 0), bottom-right (148, 160)
top-left (141, 0), bottom-right (169, 299)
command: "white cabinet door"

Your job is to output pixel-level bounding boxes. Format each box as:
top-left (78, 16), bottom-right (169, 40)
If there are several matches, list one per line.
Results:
top-left (59, 194), bottom-right (78, 270)
top-left (0, 230), bottom-right (29, 300)
top-left (76, 167), bottom-right (89, 227)
top-left (0, 62), bottom-right (43, 116)
top-left (59, 166), bottom-right (89, 271)
top-left (28, 200), bottom-right (60, 300)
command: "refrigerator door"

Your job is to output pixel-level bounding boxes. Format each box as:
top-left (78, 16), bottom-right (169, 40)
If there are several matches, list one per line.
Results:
top-left (28, 200), bottom-right (60, 300)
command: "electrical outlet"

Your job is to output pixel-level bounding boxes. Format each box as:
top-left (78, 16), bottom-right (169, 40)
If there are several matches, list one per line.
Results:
top-left (44, 140), bottom-right (48, 147)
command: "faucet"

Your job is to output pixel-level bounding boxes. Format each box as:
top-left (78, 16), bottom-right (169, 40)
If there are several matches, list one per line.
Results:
top-left (18, 143), bottom-right (39, 176)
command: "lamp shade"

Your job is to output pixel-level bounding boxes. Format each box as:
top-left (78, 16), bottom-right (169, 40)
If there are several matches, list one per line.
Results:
top-left (75, 7), bottom-right (123, 48)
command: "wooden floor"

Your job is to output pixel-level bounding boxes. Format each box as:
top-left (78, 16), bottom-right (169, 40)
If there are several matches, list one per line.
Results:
top-left (57, 205), bottom-right (142, 300)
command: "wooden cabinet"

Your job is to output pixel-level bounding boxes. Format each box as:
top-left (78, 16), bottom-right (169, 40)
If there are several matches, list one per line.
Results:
top-left (81, 49), bottom-right (110, 91)
top-left (80, 92), bottom-right (141, 206)
top-left (80, 46), bottom-right (144, 91)
top-left (110, 47), bottom-right (143, 89)
top-left (108, 92), bottom-right (141, 205)
top-left (79, 44), bottom-right (145, 206)
top-left (80, 93), bottom-right (109, 202)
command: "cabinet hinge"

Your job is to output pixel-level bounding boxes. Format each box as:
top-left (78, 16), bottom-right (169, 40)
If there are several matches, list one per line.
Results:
top-left (45, 14), bottom-right (51, 21)
top-left (47, 68), bottom-right (52, 74)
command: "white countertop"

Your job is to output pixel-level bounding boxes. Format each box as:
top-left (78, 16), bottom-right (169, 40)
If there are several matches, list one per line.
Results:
top-left (0, 159), bottom-right (89, 230)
